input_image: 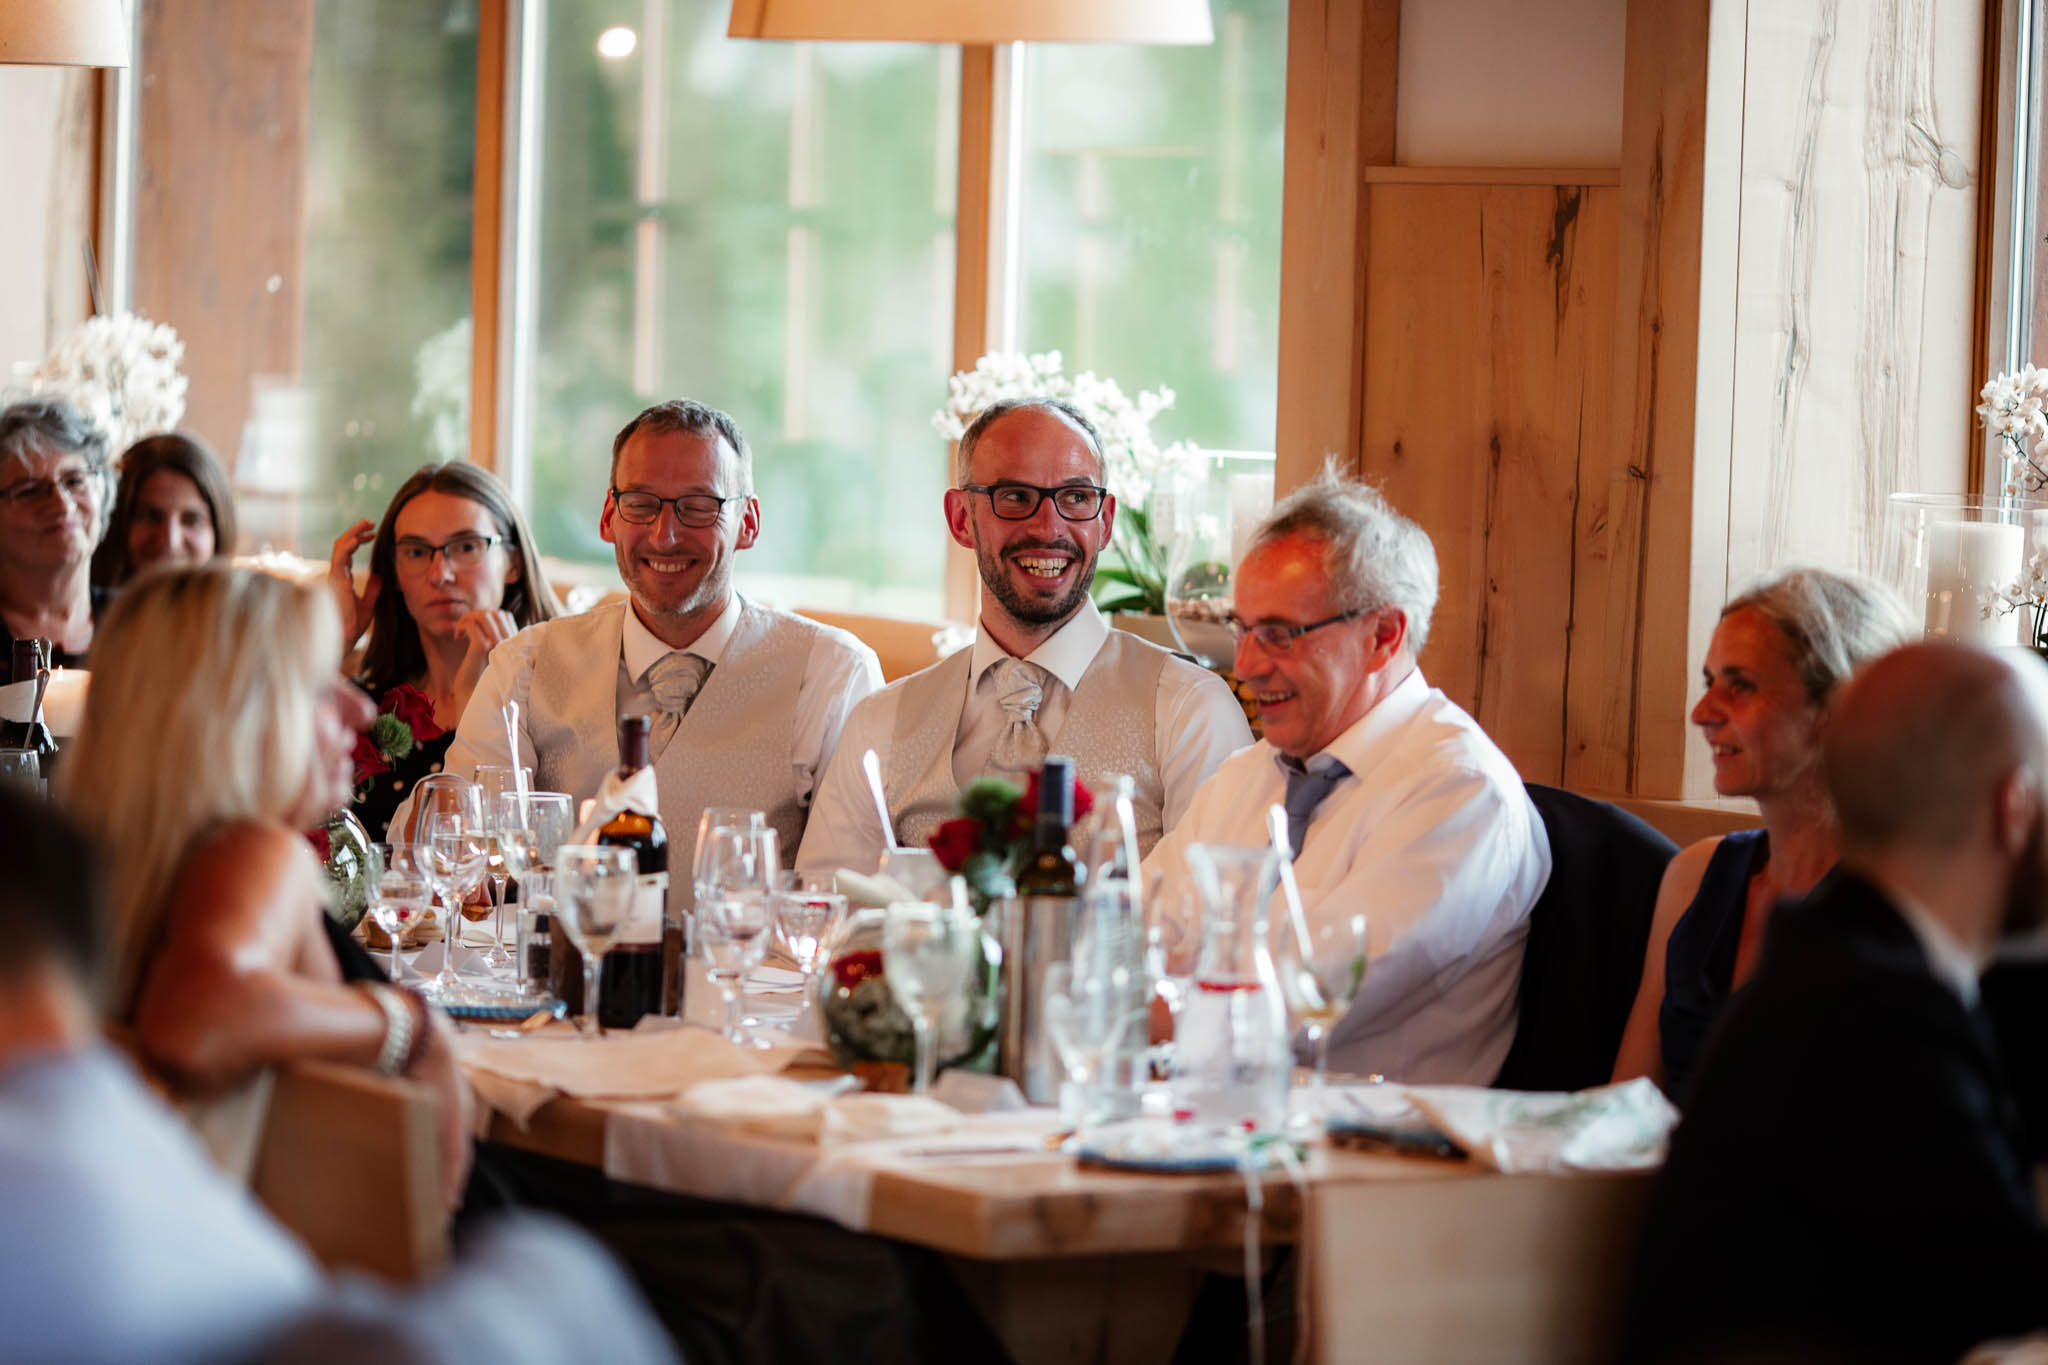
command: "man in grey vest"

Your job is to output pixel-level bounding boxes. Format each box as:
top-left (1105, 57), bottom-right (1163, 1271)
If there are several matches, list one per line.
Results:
top-left (427, 400), bottom-right (882, 912)
top-left (1143, 468), bottom-right (1550, 1084)
top-left (798, 397), bottom-right (1250, 877)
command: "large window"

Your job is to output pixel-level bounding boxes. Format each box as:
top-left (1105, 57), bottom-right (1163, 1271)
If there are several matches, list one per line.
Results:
top-left (525, 2), bottom-right (957, 616)
top-left (297, 0), bottom-right (477, 553)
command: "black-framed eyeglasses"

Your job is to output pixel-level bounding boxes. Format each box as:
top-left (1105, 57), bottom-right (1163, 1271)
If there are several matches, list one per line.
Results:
top-left (1225, 608), bottom-right (1367, 652)
top-left (609, 487), bottom-right (742, 528)
top-left (0, 469), bottom-right (96, 507)
top-left (394, 533), bottom-right (505, 572)
top-left (960, 482), bottom-right (1109, 522)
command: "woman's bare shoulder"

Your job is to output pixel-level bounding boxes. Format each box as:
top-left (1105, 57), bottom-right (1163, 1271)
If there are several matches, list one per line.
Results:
top-left (168, 821), bottom-right (323, 926)
top-left (1653, 836), bottom-right (1725, 923)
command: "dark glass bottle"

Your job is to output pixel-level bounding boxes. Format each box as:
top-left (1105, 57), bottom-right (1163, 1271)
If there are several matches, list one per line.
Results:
top-left (551, 716), bottom-right (671, 1027)
top-left (0, 640), bottom-right (58, 781)
top-left (999, 757), bottom-right (1084, 1102)
top-left (1014, 756), bottom-right (1080, 900)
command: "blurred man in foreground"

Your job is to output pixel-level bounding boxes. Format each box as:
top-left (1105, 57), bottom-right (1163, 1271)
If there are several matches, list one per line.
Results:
top-left (1627, 643), bottom-right (2048, 1364)
top-left (0, 786), bottom-right (677, 1365)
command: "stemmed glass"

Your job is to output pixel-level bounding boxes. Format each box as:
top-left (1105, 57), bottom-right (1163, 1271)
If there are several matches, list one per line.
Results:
top-left (698, 824), bottom-right (779, 1045)
top-left (367, 843), bottom-right (429, 979)
top-left (1276, 911), bottom-right (1371, 1115)
top-left (771, 870), bottom-right (846, 1019)
top-left (1042, 959), bottom-right (1136, 1133)
top-left (882, 884), bottom-right (979, 1095)
top-left (413, 777), bottom-right (488, 995)
top-left (473, 764), bottom-right (534, 969)
top-left (692, 808), bottom-right (766, 953)
top-left (553, 845), bottom-right (637, 1035)
top-left (496, 791), bottom-right (573, 987)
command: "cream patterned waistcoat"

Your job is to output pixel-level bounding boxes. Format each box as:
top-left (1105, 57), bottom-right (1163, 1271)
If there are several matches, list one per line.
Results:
top-left (524, 599), bottom-right (832, 915)
top-left (884, 630), bottom-right (1169, 857)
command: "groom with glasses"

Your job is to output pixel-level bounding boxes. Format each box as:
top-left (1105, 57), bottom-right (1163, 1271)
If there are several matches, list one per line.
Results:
top-left (1142, 468), bottom-right (1551, 1085)
top-left (421, 399), bottom-right (882, 913)
top-left (799, 397), bottom-right (1250, 876)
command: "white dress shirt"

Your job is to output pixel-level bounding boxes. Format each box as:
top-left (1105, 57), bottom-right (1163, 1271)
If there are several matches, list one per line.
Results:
top-left (1143, 667), bottom-right (1552, 1085)
top-left (797, 599), bottom-right (1251, 876)
top-left (416, 594), bottom-right (879, 830)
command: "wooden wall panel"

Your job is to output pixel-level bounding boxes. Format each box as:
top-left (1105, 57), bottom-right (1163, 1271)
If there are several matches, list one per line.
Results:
top-left (1719, 0), bottom-right (1983, 588)
top-left (1360, 182), bottom-right (1618, 784)
top-left (132, 0), bottom-right (316, 465)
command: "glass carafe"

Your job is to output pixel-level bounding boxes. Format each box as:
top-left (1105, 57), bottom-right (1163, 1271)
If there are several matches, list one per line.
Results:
top-left (1169, 843), bottom-right (1291, 1137)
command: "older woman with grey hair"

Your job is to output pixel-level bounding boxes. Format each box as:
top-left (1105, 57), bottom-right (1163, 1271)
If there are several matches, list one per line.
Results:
top-left (0, 399), bottom-right (112, 684)
top-left (1611, 566), bottom-right (1914, 1100)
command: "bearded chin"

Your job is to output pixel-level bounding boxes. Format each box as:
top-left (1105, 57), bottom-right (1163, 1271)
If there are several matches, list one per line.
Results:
top-left (979, 544), bottom-right (1097, 626)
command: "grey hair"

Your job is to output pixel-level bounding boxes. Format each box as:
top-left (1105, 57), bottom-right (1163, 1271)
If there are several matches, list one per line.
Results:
top-left (0, 398), bottom-right (113, 541)
top-left (1721, 566), bottom-right (1914, 704)
top-left (1249, 461), bottom-right (1439, 653)
top-left (953, 397), bottom-right (1105, 487)
top-left (609, 399), bottom-right (754, 497)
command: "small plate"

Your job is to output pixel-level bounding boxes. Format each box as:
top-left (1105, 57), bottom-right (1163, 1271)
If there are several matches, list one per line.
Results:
top-left (436, 993), bottom-right (564, 1024)
top-left (1074, 1119), bottom-right (1298, 1174)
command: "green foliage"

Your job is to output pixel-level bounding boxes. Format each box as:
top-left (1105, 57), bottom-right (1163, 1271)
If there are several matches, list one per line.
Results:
top-left (1092, 504), bottom-right (1168, 615)
top-left (368, 712), bottom-right (415, 761)
top-left (958, 776), bottom-right (1023, 837)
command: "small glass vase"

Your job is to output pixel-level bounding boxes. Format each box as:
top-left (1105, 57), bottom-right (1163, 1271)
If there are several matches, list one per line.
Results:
top-left (810, 907), bottom-right (1000, 1075)
top-left (313, 809), bottom-right (378, 932)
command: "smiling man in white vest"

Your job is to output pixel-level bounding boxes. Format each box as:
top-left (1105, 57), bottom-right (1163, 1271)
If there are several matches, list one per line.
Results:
top-left (424, 400), bottom-right (882, 911)
top-left (798, 397), bottom-right (1250, 877)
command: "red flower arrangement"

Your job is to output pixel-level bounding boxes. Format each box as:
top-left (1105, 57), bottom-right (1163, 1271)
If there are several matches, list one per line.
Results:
top-left (928, 766), bottom-right (1094, 911)
top-left (352, 684), bottom-right (446, 796)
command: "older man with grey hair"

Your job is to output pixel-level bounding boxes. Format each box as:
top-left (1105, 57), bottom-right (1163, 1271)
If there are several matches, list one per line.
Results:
top-left (1143, 467), bottom-right (1550, 1084)
top-left (800, 396), bottom-right (1250, 876)
top-left (0, 399), bottom-right (113, 684)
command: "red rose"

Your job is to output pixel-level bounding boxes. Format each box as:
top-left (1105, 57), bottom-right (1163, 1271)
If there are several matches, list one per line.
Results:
top-left (352, 731), bottom-right (390, 784)
top-left (383, 684), bottom-right (444, 741)
top-left (1071, 776), bottom-right (1096, 822)
top-left (929, 817), bottom-right (983, 871)
top-left (1014, 767), bottom-right (1095, 834)
top-left (306, 827), bottom-right (332, 862)
top-left (833, 949), bottom-right (885, 989)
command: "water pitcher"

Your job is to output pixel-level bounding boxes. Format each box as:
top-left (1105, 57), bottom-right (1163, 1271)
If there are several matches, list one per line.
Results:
top-left (1169, 843), bottom-right (1291, 1136)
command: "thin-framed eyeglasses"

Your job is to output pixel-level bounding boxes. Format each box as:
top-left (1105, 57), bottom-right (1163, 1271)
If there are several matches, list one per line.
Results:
top-left (609, 487), bottom-right (743, 528)
top-left (1225, 608), bottom-right (1367, 652)
top-left (959, 482), bottom-right (1108, 522)
top-left (0, 469), bottom-right (97, 507)
top-left (394, 533), bottom-right (504, 572)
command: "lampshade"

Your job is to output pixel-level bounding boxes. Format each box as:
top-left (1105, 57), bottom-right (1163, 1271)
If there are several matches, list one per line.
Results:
top-left (0, 0), bottom-right (131, 67)
top-left (728, 0), bottom-right (1213, 45)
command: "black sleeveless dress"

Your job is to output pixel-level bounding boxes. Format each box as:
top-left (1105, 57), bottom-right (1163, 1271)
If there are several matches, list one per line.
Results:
top-left (1657, 828), bottom-right (1768, 1103)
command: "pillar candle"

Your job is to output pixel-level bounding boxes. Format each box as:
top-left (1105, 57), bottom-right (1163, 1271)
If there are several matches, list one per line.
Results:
top-left (1924, 520), bottom-right (2024, 647)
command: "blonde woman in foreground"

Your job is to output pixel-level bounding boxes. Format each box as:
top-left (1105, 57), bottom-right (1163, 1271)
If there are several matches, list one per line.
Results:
top-left (1610, 566), bottom-right (1913, 1102)
top-left (60, 562), bottom-right (471, 1202)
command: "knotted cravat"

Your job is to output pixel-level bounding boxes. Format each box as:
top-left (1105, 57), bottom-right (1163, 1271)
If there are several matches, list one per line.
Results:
top-left (647, 651), bottom-right (713, 757)
top-left (984, 656), bottom-right (1052, 777)
top-left (1281, 757), bottom-right (1352, 858)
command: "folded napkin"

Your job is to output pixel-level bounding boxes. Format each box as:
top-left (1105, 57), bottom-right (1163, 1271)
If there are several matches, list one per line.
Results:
top-left (570, 766), bottom-right (661, 844)
top-left (462, 1025), bottom-right (804, 1130)
top-left (1399, 1077), bottom-right (1679, 1173)
top-left (832, 869), bottom-right (924, 910)
top-left (674, 1074), bottom-right (962, 1144)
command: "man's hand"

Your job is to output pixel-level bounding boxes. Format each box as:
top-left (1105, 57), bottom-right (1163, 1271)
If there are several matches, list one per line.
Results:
top-left (328, 520), bottom-right (381, 654)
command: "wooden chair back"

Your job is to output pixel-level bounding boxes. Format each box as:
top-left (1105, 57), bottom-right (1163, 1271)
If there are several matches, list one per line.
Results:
top-left (793, 605), bottom-right (965, 681)
top-left (1304, 1171), bottom-right (1648, 1365)
top-left (249, 1059), bottom-right (448, 1282)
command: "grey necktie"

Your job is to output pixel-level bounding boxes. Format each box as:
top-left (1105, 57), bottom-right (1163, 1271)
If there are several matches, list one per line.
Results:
top-left (647, 651), bottom-right (713, 757)
top-left (1282, 757), bottom-right (1352, 858)
top-left (984, 656), bottom-right (1052, 778)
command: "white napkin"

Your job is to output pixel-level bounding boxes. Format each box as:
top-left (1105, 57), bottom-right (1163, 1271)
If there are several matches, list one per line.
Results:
top-left (1400, 1077), bottom-right (1679, 1173)
top-left (570, 766), bottom-right (662, 844)
top-left (832, 869), bottom-right (923, 909)
top-left (674, 1074), bottom-right (962, 1144)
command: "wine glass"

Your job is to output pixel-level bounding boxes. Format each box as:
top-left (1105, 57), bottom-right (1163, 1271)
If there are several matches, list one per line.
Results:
top-left (882, 889), bottom-right (979, 1095)
top-left (1276, 912), bottom-right (1371, 1115)
top-left (692, 808), bottom-right (766, 901)
top-left (1042, 959), bottom-right (1136, 1132)
top-left (413, 778), bottom-right (487, 994)
top-left (367, 843), bottom-right (429, 979)
top-left (553, 844), bottom-right (637, 1035)
top-left (771, 870), bottom-right (846, 1020)
top-left (494, 790), bottom-right (573, 889)
top-left (876, 845), bottom-right (948, 902)
top-left (473, 764), bottom-right (534, 968)
top-left (698, 824), bottom-right (779, 1044)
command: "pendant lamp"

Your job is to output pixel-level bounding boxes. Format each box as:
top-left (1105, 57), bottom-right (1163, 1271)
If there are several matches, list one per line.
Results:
top-left (0, 0), bottom-right (131, 67)
top-left (728, 0), bottom-right (1213, 45)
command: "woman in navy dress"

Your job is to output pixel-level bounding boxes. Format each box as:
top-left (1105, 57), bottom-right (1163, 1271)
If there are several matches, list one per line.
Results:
top-left (1610, 567), bottom-right (1911, 1102)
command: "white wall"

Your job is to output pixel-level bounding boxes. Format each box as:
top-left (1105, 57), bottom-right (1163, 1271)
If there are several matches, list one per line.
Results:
top-left (0, 68), bottom-right (94, 381)
top-left (1396, 0), bottom-right (1626, 167)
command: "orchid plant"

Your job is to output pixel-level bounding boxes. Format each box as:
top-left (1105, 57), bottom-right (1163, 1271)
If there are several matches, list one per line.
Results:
top-left (24, 311), bottom-right (188, 457)
top-left (934, 351), bottom-right (1195, 615)
top-left (1976, 367), bottom-right (2048, 652)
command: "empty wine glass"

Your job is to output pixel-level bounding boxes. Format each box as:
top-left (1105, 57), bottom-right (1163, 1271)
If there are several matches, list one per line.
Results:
top-left (698, 824), bottom-right (779, 1044)
top-left (772, 870), bottom-right (846, 977)
top-left (495, 790), bottom-right (573, 887)
top-left (882, 888), bottom-right (979, 1095)
top-left (1042, 959), bottom-right (1136, 1132)
top-left (413, 779), bottom-right (487, 995)
top-left (473, 764), bottom-right (534, 968)
top-left (876, 845), bottom-right (947, 902)
top-left (367, 843), bottom-right (428, 979)
top-left (553, 844), bottom-right (637, 1035)
top-left (692, 808), bottom-right (766, 916)
top-left (1276, 911), bottom-right (1371, 1114)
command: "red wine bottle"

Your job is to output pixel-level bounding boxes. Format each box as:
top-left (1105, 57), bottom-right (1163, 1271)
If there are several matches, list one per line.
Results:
top-left (551, 716), bottom-right (671, 1027)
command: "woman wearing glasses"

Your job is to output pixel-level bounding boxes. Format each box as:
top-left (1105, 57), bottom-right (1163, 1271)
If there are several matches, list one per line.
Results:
top-left (328, 461), bottom-right (560, 839)
top-left (0, 399), bottom-right (113, 684)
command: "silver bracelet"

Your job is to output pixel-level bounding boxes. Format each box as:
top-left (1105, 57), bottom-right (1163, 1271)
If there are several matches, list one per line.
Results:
top-left (364, 983), bottom-right (414, 1076)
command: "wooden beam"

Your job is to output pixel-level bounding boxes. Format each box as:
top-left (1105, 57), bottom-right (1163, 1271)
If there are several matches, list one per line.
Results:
top-left (946, 44), bottom-right (998, 623)
top-left (468, 0), bottom-right (508, 472)
top-left (1272, 0), bottom-right (1397, 496)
